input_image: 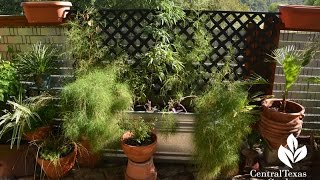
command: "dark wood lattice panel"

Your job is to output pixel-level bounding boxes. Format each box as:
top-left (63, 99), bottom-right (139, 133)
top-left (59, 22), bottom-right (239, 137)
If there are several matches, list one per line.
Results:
top-left (98, 9), bottom-right (281, 93)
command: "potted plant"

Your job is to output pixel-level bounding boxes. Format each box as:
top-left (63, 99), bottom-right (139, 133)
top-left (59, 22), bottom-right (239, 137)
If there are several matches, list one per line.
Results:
top-left (258, 43), bottom-right (319, 149)
top-left (21, 0), bottom-right (72, 23)
top-left (0, 92), bottom-right (53, 149)
top-left (62, 66), bottom-right (132, 167)
top-left (194, 56), bottom-right (259, 179)
top-left (36, 134), bottom-right (77, 178)
top-left (14, 41), bottom-right (58, 89)
top-left (119, 117), bottom-right (157, 180)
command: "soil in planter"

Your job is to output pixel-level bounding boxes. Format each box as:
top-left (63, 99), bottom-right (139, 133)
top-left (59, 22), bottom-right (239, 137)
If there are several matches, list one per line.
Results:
top-left (269, 101), bottom-right (298, 113)
top-left (124, 133), bottom-right (155, 146)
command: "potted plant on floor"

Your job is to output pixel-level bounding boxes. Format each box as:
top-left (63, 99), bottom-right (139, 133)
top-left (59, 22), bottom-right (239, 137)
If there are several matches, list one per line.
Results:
top-left (62, 66), bottom-right (132, 167)
top-left (258, 42), bottom-right (320, 149)
top-left (119, 117), bottom-right (157, 180)
top-left (21, 0), bottom-right (72, 23)
top-left (14, 41), bottom-right (59, 89)
top-left (194, 55), bottom-right (260, 179)
top-left (0, 92), bottom-right (54, 148)
top-left (36, 134), bottom-right (77, 178)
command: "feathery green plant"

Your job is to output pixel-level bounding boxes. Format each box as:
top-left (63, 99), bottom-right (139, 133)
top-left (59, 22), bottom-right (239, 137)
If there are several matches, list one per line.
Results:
top-left (119, 117), bottom-right (155, 145)
top-left (270, 43), bottom-right (319, 112)
top-left (194, 50), bottom-right (259, 179)
top-left (65, 8), bottom-right (108, 76)
top-left (62, 66), bottom-right (132, 153)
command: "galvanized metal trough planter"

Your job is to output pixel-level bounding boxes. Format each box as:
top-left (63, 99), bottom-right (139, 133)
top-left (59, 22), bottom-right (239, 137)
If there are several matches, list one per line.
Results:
top-left (104, 111), bottom-right (196, 162)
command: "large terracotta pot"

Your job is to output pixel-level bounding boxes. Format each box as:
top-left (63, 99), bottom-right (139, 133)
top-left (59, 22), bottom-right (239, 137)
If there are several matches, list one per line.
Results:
top-left (259, 99), bottom-right (305, 149)
top-left (125, 158), bottom-right (157, 180)
top-left (121, 132), bottom-right (157, 163)
top-left (279, 5), bottom-right (320, 31)
top-left (37, 143), bottom-right (77, 178)
top-left (23, 126), bottom-right (51, 141)
top-left (21, 1), bottom-right (72, 23)
top-left (77, 138), bottom-right (101, 168)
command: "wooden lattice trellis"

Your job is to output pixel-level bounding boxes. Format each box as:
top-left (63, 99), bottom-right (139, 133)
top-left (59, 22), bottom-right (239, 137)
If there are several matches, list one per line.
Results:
top-left (97, 9), bottom-right (281, 94)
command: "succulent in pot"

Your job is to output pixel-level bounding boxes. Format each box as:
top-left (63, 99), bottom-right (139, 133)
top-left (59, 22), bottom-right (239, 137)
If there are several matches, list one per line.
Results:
top-left (259, 42), bottom-right (320, 149)
top-left (14, 42), bottom-right (58, 89)
top-left (36, 135), bottom-right (77, 179)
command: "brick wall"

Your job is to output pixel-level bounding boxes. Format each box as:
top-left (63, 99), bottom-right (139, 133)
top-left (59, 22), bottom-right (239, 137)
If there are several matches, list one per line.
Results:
top-left (0, 27), bottom-right (67, 59)
top-left (0, 26), bottom-right (73, 91)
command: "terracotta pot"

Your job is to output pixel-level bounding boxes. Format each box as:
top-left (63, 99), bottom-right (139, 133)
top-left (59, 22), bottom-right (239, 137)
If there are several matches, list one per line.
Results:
top-left (279, 5), bottom-right (320, 31)
top-left (37, 143), bottom-right (77, 178)
top-left (258, 99), bottom-right (305, 149)
top-left (21, 1), bottom-right (72, 23)
top-left (23, 126), bottom-right (51, 141)
top-left (77, 138), bottom-right (101, 168)
top-left (125, 158), bottom-right (157, 180)
top-left (121, 132), bottom-right (157, 163)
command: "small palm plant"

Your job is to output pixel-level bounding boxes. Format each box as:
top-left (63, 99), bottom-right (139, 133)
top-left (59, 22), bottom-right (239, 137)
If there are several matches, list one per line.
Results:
top-left (271, 43), bottom-right (319, 112)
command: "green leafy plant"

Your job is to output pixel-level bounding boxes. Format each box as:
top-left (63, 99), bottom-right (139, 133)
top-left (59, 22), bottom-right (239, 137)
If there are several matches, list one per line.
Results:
top-left (14, 41), bottom-right (58, 76)
top-left (270, 43), bottom-right (319, 112)
top-left (194, 51), bottom-right (260, 179)
top-left (0, 59), bottom-right (19, 102)
top-left (65, 8), bottom-right (108, 75)
top-left (119, 117), bottom-right (155, 145)
top-left (308, 77), bottom-right (320, 83)
top-left (0, 92), bottom-right (53, 149)
top-left (62, 66), bottom-right (132, 153)
top-left (37, 135), bottom-right (74, 166)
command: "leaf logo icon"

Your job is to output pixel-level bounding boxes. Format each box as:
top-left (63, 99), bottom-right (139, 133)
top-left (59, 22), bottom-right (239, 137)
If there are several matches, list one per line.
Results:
top-left (278, 134), bottom-right (307, 168)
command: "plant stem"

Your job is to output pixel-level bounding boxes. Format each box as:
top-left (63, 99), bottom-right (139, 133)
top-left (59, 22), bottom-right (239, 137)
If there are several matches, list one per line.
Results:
top-left (281, 91), bottom-right (288, 113)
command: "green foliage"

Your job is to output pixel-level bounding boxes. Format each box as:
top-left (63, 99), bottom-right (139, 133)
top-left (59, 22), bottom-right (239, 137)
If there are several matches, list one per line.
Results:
top-left (194, 52), bottom-right (257, 179)
top-left (14, 42), bottom-right (59, 76)
top-left (0, 93), bottom-right (53, 149)
top-left (271, 43), bottom-right (319, 111)
top-left (0, 0), bottom-right (22, 15)
top-left (308, 77), bottom-right (320, 83)
top-left (305, 0), bottom-right (320, 6)
top-left (269, 2), bottom-right (281, 12)
top-left (119, 117), bottom-right (155, 145)
top-left (65, 9), bottom-right (108, 75)
top-left (0, 59), bottom-right (19, 102)
top-left (62, 66), bottom-right (132, 153)
top-left (68, 0), bottom-right (248, 11)
top-left (38, 135), bottom-right (73, 166)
